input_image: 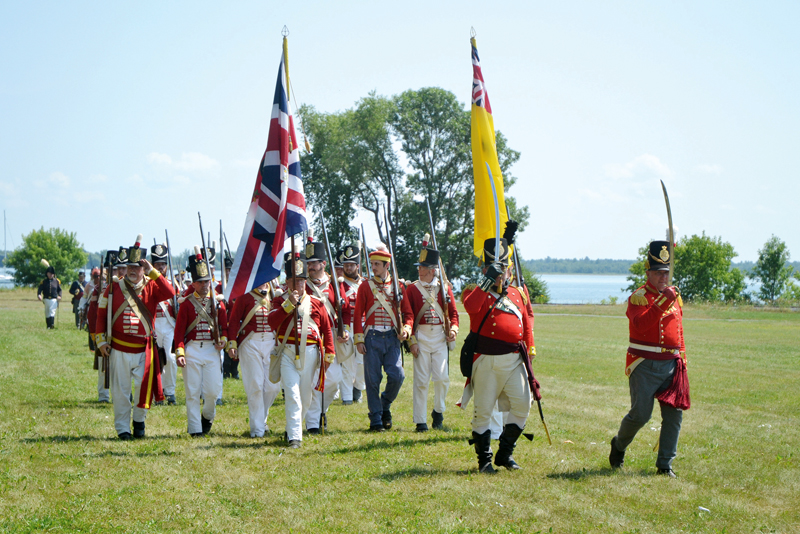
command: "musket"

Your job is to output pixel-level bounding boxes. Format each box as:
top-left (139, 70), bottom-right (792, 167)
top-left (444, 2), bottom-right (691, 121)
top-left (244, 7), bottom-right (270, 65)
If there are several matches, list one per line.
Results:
top-left (223, 232), bottom-right (232, 261)
top-left (660, 180), bottom-right (675, 285)
top-left (219, 221), bottom-right (227, 296)
top-left (360, 224), bottom-right (373, 280)
top-left (198, 213), bottom-right (221, 345)
top-left (165, 230), bottom-right (179, 314)
top-left (104, 257), bottom-right (113, 389)
top-left (290, 235), bottom-right (301, 368)
top-left (319, 213), bottom-right (345, 339)
top-left (381, 205), bottom-right (404, 338)
top-left (425, 198), bottom-right (452, 375)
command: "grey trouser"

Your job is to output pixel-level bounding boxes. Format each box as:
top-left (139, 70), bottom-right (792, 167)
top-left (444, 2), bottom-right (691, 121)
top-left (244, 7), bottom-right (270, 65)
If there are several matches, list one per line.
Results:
top-left (614, 358), bottom-right (682, 470)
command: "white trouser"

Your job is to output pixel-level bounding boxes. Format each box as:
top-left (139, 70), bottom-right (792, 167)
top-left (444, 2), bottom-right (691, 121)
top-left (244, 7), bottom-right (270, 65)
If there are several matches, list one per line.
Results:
top-left (239, 332), bottom-right (280, 437)
top-left (110, 349), bottom-right (147, 434)
top-left (43, 298), bottom-right (58, 318)
top-left (412, 324), bottom-right (450, 424)
top-left (183, 340), bottom-right (223, 434)
top-left (338, 326), bottom-right (365, 399)
top-left (154, 317), bottom-right (177, 396)
top-left (471, 352), bottom-right (531, 434)
top-left (97, 366), bottom-right (109, 402)
top-left (489, 404), bottom-right (504, 439)
top-left (281, 345), bottom-right (320, 442)
top-left (307, 360), bottom-right (343, 430)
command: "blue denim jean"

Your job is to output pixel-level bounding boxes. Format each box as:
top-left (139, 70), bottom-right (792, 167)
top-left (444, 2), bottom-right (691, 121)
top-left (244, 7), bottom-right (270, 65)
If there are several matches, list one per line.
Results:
top-left (364, 329), bottom-right (405, 426)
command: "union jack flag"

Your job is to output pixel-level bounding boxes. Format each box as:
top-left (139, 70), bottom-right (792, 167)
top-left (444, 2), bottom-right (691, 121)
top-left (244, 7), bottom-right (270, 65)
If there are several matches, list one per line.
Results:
top-left (225, 48), bottom-right (308, 302)
top-left (471, 42), bottom-right (492, 113)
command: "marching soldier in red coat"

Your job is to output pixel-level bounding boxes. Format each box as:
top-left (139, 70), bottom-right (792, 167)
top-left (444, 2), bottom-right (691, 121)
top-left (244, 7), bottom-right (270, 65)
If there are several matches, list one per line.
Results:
top-left (226, 280), bottom-right (280, 438)
top-left (401, 240), bottom-right (459, 432)
top-left (268, 253), bottom-right (336, 448)
top-left (337, 244), bottom-right (365, 405)
top-left (304, 238), bottom-right (347, 433)
top-left (461, 236), bottom-right (535, 473)
top-left (151, 244), bottom-right (178, 406)
top-left (353, 245), bottom-right (409, 432)
top-left (86, 254), bottom-right (114, 403)
top-left (610, 240), bottom-right (690, 477)
top-left (173, 248), bottom-right (228, 436)
top-left (96, 236), bottom-right (175, 440)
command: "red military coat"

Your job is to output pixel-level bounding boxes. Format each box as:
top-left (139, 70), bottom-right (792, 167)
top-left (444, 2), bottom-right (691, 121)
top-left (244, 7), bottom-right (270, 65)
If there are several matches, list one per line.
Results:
top-left (339, 275), bottom-right (361, 327)
top-left (227, 290), bottom-right (272, 348)
top-left (353, 275), bottom-right (404, 344)
top-left (267, 293), bottom-right (336, 358)
top-left (462, 284), bottom-right (534, 358)
top-left (625, 281), bottom-right (686, 376)
top-left (87, 283), bottom-right (101, 336)
top-left (95, 272), bottom-right (175, 353)
top-left (401, 279), bottom-right (459, 343)
top-left (173, 293), bottom-right (229, 355)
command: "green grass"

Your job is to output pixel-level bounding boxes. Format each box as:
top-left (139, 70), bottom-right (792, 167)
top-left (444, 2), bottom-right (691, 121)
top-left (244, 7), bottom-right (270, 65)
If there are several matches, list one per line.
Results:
top-left (1, 288), bottom-right (798, 533)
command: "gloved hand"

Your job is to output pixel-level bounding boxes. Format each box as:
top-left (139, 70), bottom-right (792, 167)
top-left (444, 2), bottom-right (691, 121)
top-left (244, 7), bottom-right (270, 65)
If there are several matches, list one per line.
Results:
top-left (655, 286), bottom-right (678, 310)
top-left (480, 262), bottom-right (506, 291)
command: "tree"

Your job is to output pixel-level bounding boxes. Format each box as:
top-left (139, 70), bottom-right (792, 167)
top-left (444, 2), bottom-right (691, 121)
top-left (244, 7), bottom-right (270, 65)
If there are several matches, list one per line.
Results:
top-left (673, 233), bottom-right (746, 302)
top-left (625, 242), bottom-right (651, 293)
top-left (299, 87), bottom-right (528, 282)
top-left (6, 227), bottom-right (88, 287)
top-left (749, 235), bottom-right (795, 304)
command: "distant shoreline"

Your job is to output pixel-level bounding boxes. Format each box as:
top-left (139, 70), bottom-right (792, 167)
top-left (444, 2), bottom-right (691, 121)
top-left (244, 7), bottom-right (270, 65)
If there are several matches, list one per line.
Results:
top-left (525, 258), bottom-right (800, 275)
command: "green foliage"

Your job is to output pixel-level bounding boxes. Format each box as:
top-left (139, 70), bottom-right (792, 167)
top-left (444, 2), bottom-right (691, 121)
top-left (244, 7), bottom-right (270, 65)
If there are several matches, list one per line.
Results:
top-left (673, 232), bottom-right (746, 302)
top-left (299, 87), bottom-right (527, 282)
top-left (5, 227), bottom-right (87, 287)
top-left (625, 243), bottom-right (650, 293)
top-left (749, 235), bottom-right (796, 304)
top-left (529, 257), bottom-right (635, 275)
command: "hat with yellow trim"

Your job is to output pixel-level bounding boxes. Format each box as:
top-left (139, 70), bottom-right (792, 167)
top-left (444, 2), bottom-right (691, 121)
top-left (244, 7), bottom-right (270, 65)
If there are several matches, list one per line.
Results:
top-left (188, 246), bottom-right (212, 282)
top-left (645, 240), bottom-right (671, 271)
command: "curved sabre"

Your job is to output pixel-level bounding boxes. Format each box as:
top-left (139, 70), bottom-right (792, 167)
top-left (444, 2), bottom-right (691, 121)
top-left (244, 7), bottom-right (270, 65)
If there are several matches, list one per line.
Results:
top-left (660, 180), bottom-right (674, 285)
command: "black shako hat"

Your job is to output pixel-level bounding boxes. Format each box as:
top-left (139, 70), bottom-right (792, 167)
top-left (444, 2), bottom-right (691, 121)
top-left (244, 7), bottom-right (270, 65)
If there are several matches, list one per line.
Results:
top-left (482, 238), bottom-right (509, 267)
top-left (415, 248), bottom-right (440, 267)
top-left (104, 250), bottom-right (118, 268)
top-left (645, 240), bottom-right (671, 271)
top-left (304, 240), bottom-right (326, 262)
top-left (116, 247), bottom-right (129, 266)
top-left (124, 234), bottom-right (145, 266)
top-left (188, 248), bottom-right (212, 282)
top-left (284, 252), bottom-right (309, 279)
top-left (223, 250), bottom-right (234, 270)
top-left (151, 243), bottom-right (168, 263)
top-left (333, 249), bottom-right (344, 268)
top-left (341, 243), bottom-right (360, 265)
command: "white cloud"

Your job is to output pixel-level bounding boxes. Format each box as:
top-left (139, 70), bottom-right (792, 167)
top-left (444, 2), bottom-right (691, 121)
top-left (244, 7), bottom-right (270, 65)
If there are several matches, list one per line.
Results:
top-left (604, 154), bottom-right (672, 180)
top-left (695, 164), bottom-right (723, 175)
top-left (231, 157), bottom-right (261, 169)
top-left (147, 151), bottom-right (219, 171)
top-left (49, 171), bottom-right (70, 188)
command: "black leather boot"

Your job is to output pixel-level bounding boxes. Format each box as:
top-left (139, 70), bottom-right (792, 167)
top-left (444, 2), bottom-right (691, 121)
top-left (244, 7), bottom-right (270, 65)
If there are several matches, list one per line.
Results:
top-left (470, 430), bottom-right (496, 474)
top-left (133, 421), bottom-right (145, 439)
top-left (201, 416), bottom-right (212, 435)
top-left (431, 410), bottom-right (444, 430)
top-left (495, 424), bottom-right (524, 470)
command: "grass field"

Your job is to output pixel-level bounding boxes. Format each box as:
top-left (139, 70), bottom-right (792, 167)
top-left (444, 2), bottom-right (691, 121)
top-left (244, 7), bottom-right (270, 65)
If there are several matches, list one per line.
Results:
top-left (1, 288), bottom-right (798, 533)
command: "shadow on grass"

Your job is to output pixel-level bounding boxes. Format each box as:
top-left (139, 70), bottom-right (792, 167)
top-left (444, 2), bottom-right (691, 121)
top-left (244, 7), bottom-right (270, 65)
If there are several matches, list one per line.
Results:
top-left (29, 400), bottom-right (115, 409)
top-left (20, 434), bottom-right (113, 443)
top-left (546, 466), bottom-right (640, 480)
top-left (330, 434), bottom-right (466, 455)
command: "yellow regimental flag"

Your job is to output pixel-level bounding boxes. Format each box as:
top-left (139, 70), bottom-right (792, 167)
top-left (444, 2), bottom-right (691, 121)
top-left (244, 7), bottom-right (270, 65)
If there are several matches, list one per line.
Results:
top-left (470, 37), bottom-right (508, 261)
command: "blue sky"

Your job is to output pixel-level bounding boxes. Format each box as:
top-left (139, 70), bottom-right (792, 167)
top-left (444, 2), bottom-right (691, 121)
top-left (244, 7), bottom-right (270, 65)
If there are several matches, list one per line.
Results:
top-left (1, 1), bottom-right (798, 261)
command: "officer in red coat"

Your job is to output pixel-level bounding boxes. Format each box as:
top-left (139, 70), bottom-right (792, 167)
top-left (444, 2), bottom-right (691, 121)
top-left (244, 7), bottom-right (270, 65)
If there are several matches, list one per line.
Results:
top-left (610, 240), bottom-right (690, 477)
top-left (462, 237), bottom-right (535, 473)
top-left (173, 248), bottom-right (228, 436)
top-left (401, 240), bottom-right (459, 432)
top-left (96, 236), bottom-right (176, 440)
top-left (268, 253), bottom-right (336, 449)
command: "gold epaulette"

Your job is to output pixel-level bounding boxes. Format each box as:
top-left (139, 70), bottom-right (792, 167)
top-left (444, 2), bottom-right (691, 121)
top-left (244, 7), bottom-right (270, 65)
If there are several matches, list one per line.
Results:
top-left (630, 288), bottom-right (648, 306)
top-left (461, 283), bottom-right (477, 304)
top-left (676, 289), bottom-right (683, 308)
top-left (518, 287), bottom-right (529, 306)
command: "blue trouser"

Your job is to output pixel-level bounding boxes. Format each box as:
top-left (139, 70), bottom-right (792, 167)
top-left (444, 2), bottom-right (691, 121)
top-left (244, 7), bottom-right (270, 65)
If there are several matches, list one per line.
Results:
top-left (364, 329), bottom-right (405, 426)
top-left (614, 358), bottom-right (683, 470)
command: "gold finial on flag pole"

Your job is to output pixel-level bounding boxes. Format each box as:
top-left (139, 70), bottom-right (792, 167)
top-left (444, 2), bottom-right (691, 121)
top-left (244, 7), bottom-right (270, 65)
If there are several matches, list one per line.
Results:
top-left (470, 27), bottom-right (477, 47)
top-left (282, 26), bottom-right (290, 101)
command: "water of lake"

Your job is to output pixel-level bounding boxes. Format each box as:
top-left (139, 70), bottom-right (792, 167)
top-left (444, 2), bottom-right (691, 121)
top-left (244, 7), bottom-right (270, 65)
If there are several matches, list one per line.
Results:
top-left (539, 274), bottom-right (630, 304)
